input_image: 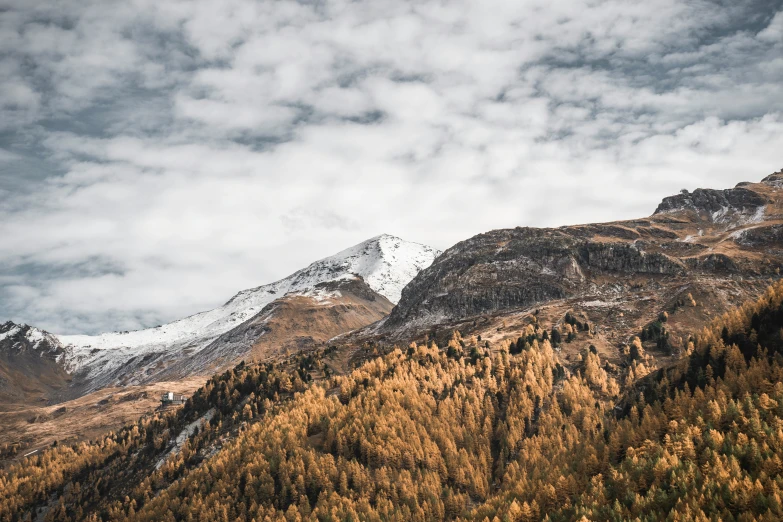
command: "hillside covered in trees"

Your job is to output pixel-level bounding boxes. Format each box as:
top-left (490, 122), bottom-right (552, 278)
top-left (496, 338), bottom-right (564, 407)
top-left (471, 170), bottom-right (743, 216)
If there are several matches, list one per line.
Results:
top-left (5, 279), bottom-right (783, 520)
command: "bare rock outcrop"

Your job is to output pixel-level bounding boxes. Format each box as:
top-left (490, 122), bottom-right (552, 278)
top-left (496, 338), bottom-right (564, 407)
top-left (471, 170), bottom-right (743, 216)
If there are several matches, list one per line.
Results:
top-left (384, 176), bottom-right (783, 335)
top-left (654, 187), bottom-right (768, 221)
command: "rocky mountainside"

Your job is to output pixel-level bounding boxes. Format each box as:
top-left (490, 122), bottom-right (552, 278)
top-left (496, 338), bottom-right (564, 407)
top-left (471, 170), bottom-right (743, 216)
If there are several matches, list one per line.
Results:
top-left (382, 172), bottom-right (783, 341)
top-left (74, 277), bottom-right (396, 392)
top-left (8, 169), bottom-right (783, 520)
top-left (0, 323), bottom-right (69, 408)
top-left (7, 171), bottom-right (783, 466)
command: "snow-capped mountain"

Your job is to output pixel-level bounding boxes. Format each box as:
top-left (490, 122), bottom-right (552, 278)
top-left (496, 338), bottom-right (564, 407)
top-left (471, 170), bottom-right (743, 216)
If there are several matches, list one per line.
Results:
top-left (0, 321), bottom-right (62, 356)
top-left (227, 233), bottom-right (439, 306)
top-left (1, 321), bottom-right (51, 348)
top-left (0, 321), bottom-right (70, 405)
top-left (47, 235), bottom-right (438, 388)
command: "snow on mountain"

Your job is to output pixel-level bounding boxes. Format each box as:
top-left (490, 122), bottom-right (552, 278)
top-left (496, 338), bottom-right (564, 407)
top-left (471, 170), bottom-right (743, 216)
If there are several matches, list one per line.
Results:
top-left (55, 235), bottom-right (439, 380)
top-left (0, 322), bottom-right (22, 344)
top-left (235, 233), bottom-right (441, 305)
top-left (0, 321), bottom-right (61, 353)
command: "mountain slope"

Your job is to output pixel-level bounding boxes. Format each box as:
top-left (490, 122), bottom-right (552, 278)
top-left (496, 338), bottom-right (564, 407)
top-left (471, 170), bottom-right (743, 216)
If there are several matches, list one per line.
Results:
top-left (57, 235), bottom-right (436, 380)
top-left (48, 234), bottom-right (437, 391)
top-left (0, 322), bottom-right (69, 408)
top-left (81, 277), bottom-right (395, 389)
top-left (0, 235), bottom-right (438, 455)
top-left (7, 172), bottom-right (783, 520)
top-left (6, 277), bottom-right (783, 521)
top-left (382, 172), bottom-right (783, 339)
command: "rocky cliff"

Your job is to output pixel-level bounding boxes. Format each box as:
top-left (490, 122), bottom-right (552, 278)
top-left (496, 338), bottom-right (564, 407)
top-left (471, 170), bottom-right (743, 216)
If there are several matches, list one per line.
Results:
top-left (383, 171), bottom-right (783, 336)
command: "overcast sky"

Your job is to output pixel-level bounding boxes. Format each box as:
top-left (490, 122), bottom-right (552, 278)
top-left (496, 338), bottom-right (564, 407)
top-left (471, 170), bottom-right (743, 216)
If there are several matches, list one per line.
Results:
top-left (1, 0), bottom-right (782, 334)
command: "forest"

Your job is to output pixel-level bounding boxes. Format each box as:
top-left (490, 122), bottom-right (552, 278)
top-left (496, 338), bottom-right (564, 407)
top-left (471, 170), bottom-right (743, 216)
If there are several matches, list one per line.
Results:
top-left (5, 281), bottom-right (783, 521)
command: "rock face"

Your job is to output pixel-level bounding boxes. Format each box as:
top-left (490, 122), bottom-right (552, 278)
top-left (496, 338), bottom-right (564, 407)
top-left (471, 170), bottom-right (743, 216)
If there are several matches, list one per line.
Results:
top-left (654, 187), bottom-right (768, 222)
top-left (0, 322), bottom-right (62, 357)
top-left (384, 229), bottom-right (686, 331)
top-left (383, 173), bottom-right (783, 335)
top-left (734, 224), bottom-right (783, 249)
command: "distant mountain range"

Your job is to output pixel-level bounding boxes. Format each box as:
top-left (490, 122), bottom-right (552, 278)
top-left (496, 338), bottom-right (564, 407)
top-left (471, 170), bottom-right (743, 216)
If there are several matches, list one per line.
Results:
top-left (7, 170), bottom-right (783, 521)
top-left (5, 169), bottom-right (783, 477)
top-left (0, 234), bottom-right (439, 402)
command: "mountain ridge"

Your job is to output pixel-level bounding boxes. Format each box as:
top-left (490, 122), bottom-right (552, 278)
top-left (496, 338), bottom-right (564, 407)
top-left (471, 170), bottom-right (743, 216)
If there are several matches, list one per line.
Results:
top-left (5, 171), bottom-right (783, 479)
top-left (380, 171), bottom-right (783, 339)
top-left (0, 234), bottom-right (439, 401)
top-left (7, 170), bottom-right (783, 522)
top-left (51, 234), bottom-right (437, 381)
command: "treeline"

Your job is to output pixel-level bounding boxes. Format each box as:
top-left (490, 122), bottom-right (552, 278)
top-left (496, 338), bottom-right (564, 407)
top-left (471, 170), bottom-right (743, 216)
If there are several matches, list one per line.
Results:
top-left (5, 282), bottom-right (783, 520)
top-left (0, 355), bottom-right (316, 521)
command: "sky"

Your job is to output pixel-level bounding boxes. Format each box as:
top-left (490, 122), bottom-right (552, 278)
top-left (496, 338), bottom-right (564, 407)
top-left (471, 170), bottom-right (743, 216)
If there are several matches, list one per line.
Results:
top-left (1, 0), bottom-right (782, 335)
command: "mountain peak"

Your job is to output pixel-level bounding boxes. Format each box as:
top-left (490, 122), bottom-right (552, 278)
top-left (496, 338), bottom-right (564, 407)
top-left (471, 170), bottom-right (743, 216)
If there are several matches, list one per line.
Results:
top-left (368, 233), bottom-right (399, 241)
top-left (0, 321), bottom-right (61, 354)
top-left (54, 235), bottom-right (439, 385)
top-left (315, 234), bottom-right (441, 304)
top-left (228, 234), bottom-right (440, 306)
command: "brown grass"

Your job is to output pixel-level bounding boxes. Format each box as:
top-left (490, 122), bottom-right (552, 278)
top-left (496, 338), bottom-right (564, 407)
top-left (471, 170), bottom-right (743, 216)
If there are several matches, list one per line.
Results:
top-left (0, 377), bottom-right (204, 466)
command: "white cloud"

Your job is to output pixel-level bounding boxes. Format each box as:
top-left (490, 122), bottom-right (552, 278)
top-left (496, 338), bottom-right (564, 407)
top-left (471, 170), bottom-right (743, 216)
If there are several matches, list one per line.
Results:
top-left (758, 11), bottom-right (783, 42)
top-left (1, 0), bottom-right (782, 333)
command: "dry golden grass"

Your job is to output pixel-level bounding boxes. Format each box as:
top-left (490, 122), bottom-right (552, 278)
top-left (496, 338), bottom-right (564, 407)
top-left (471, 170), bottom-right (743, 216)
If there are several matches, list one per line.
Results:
top-left (0, 377), bottom-right (204, 466)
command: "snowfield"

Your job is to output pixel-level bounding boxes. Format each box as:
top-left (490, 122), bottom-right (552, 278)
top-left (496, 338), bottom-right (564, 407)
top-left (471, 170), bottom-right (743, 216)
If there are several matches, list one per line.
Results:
top-left (54, 234), bottom-right (440, 379)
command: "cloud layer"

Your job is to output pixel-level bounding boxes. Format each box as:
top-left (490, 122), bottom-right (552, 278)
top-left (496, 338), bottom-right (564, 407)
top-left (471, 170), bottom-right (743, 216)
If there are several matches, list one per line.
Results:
top-left (1, 0), bottom-right (782, 333)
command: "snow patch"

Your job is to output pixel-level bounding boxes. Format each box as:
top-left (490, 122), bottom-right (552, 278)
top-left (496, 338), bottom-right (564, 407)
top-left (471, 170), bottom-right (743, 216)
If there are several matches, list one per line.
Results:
top-left (729, 228), bottom-right (748, 240)
top-left (299, 286), bottom-right (343, 304)
top-left (0, 325), bottom-right (21, 343)
top-left (712, 204), bottom-right (767, 226)
top-left (711, 206), bottom-right (729, 223)
top-left (732, 205), bottom-right (766, 227)
top-left (681, 229), bottom-right (705, 243)
top-left (580, 300), bottom-right (616, 308)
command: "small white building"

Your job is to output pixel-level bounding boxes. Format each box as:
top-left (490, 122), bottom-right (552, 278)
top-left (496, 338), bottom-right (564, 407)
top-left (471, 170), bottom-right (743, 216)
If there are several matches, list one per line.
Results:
top-left (160, 392), bottom-right (187, 406)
